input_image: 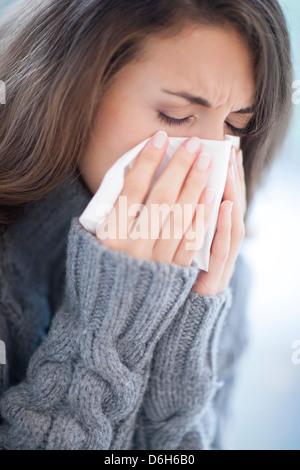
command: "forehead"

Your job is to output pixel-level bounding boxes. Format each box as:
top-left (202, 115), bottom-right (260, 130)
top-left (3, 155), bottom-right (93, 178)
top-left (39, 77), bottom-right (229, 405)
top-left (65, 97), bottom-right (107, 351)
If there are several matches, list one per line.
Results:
top-left (134, 23), bottom-right (256, 109)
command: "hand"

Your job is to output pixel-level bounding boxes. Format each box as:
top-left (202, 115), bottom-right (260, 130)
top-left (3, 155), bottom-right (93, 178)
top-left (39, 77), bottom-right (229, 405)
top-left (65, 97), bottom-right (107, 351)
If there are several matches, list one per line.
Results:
top-left (192, 147), bottom-right (247, 296)
top-left (96, 131), bottom-right (216, 267)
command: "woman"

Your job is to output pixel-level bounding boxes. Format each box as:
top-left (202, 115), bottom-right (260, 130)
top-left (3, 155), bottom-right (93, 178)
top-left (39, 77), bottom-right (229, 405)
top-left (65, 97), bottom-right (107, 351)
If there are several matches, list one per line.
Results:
top-left (0, 0), bottom-right (292, 450)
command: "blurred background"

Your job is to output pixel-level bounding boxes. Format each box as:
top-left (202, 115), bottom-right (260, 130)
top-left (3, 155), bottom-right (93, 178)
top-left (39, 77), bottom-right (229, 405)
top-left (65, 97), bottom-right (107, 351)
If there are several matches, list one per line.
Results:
top-left (0, 0), bottom-right (299, 451)
top-left (230, 0), bottom-right (300, 450)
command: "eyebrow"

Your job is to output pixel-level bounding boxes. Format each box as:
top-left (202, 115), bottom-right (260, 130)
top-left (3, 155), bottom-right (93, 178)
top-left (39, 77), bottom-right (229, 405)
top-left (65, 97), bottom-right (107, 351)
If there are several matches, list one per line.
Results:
top-left (161, 88), bottom-right (254, 114)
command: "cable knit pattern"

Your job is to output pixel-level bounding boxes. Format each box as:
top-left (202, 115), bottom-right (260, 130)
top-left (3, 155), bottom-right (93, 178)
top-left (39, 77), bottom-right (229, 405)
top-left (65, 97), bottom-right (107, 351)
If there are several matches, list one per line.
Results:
top-left (0, 172), bottom-right (251, 450)
top-left (131, 287), bottom-right (233, 450)
top-left (68, 219), bottom-right (198, 372)
top-left (131, 253), bottom-right (252, 450)
top-left (0, 213), bottom-right (198, 449)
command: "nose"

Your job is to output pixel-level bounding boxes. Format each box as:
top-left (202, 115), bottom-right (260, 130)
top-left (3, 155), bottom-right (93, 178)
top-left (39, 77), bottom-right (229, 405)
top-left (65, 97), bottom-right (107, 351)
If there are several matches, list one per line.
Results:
top-left (194, 116), bottom-right (225, 141)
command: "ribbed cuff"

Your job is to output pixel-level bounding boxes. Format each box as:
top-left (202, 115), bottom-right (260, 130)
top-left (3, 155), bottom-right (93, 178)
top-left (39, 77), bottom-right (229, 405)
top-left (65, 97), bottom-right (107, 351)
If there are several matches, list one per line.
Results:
top-left (66, 217), bottom-right (199, 371)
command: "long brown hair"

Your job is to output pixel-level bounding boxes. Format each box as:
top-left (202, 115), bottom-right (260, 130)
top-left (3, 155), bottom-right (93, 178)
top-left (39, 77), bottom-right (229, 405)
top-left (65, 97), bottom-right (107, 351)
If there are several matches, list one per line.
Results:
top-left (0, 0), bottom-right (292, 233)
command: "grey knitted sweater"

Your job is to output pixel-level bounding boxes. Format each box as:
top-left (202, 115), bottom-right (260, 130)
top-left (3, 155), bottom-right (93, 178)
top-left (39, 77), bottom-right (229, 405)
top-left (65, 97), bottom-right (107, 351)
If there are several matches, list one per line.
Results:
top-left (0, 171), bottom-right (252, 450)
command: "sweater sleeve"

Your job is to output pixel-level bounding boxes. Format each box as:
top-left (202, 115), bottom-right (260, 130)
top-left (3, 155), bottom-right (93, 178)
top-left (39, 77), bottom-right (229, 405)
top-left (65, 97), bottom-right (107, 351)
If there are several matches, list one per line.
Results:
top-left (131, 283), bottom-right (234, 450)
top-left (131, 253), bottom-right (252, 451)
top-left (0, 217), bottom-right (199, 450)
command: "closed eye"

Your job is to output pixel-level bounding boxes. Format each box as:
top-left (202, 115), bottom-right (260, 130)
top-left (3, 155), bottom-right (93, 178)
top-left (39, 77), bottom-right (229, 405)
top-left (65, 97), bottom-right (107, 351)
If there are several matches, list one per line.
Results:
top-left (157, 112), bottom-right (193, 127)
top-left (158, 111), bottom-right (248, 136)
top-left (225, 121), bottom-right (248, 137)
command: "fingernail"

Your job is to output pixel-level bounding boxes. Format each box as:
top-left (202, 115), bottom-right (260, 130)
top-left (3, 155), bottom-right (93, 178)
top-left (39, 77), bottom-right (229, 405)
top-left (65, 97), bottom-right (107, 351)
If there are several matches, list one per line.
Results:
top-left (204, 188), bottom-right (215, 204)
top-left (185, 137), bottom-right (201, 155)
top-left (152, 131), bottom-right (168, 149)
top-left (197, 152), bottom-right (211, 171)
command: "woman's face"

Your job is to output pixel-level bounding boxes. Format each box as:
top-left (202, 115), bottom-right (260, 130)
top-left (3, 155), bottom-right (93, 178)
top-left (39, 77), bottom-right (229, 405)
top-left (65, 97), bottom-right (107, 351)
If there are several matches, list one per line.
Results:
top-left (79, 23), bottom-right (255, 194)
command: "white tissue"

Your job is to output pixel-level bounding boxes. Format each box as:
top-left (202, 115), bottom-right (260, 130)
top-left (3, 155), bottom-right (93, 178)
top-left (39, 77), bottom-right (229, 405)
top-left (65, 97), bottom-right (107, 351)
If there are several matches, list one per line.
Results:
top-left (79, 134), bottom-right (240, 272)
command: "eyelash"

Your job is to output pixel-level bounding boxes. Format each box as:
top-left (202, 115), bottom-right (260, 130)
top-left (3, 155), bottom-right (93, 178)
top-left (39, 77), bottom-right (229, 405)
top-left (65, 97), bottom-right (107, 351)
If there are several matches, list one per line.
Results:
top-left (225, 121), bottom-right (246, 137)
top-left (157, 112), bottom-right (193, 128)
top-left (157, 112), bottom-right (246, 136)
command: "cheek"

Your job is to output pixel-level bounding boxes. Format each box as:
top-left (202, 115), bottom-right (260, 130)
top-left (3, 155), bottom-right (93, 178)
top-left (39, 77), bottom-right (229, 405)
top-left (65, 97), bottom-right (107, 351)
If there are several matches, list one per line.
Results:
top-left (80, 100), bottom-right (153, 193)
top-left (98, 100), bottom-right (162, 163)
top-left (95, 97), bottom-right (147, 148)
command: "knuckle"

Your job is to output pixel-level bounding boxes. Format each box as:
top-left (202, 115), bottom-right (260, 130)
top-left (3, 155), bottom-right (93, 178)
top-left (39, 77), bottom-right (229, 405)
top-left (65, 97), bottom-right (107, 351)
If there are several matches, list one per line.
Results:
top-left (124, 173), bottom-right (143, 196)
top-left (233, 222), bottom-right (245, 242)
top-left (187, 171), bottom-right (203, 188)
top-left (176, 152), bottom-right (194, 171)
top-left (189, 168), bottom-right (207, 187)
top-left (218, 235), bottom-right (231, 259)
top-left (172, 217), bottom-right (185, 238)
top-left (212, 238), bottom-right (229, 262)
top-left (140, 147), bottom-right (161, 164)
top-left (152, 185), bottom-right (172, 204)
top-left (220, 245), bottom-right (230, 262)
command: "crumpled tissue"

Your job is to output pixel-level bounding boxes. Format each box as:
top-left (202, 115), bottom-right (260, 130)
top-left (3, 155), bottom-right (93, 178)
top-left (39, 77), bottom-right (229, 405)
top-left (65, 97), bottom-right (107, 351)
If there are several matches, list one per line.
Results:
top-left (79, 134), bottom-right (240, 271)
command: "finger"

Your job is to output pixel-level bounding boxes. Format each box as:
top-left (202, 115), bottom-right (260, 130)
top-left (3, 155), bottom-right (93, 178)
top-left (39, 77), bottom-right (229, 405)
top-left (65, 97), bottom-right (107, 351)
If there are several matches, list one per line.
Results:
top-left (229, 147), bottom-right (246, 218)
top-left (218, 232), bottom-right (244, 294)
top-left (233, 148), bottom-right (242, 204)
top-left (176, 151), bottom-right (212, 210)
top-left (237, 149), bottom-right (244, 182)
top-left (218, 150), bottom-right (246, 292)
top-left (100, 131), bottom-right (168, 246)
top-left (219, 187), bottom-right (246, 292)
top-left (152, 152), bottom-right (213, 262)
top-left (223, 161), bottom-right (245, 256)
top-left (132, 137), bottom-right (202, 248)
top-left (222, 162), bottom-right (234, 206)
top-left (119, 131), bottom-right (169, 235)
top-left (237, 150), bottom-right (247, 218)
top-left (228, 147), bottom-right (243, 209)
top-left (170, 187), bottom-right (216, 267)
top-left (223, 152), bottom-right (244, 220)
top-left (145, 136), bottom-right (202, 209)
top-left (192, 200), bottom-right (232, 296)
